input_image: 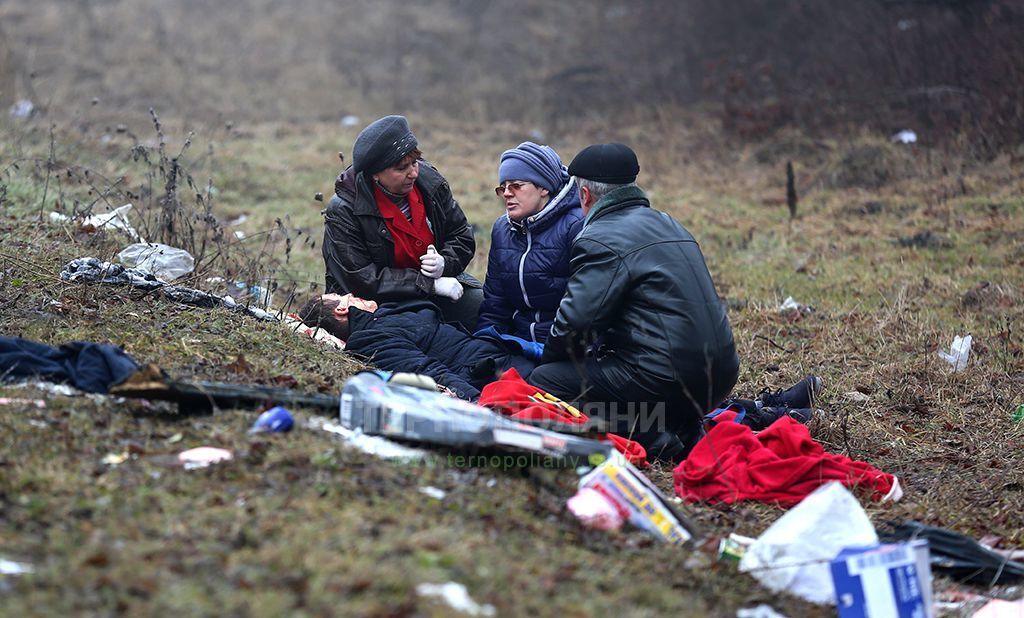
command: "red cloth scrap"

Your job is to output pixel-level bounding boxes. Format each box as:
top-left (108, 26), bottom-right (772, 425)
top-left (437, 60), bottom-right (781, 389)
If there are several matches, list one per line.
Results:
top-left (479, 368), bottom-right (648, 466)
top-left (673, 415), bottom-right (895, 506)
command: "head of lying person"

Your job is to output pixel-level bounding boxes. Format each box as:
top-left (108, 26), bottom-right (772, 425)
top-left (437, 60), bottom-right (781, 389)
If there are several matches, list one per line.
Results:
top-left (297, 294), bottom-right (378, 341)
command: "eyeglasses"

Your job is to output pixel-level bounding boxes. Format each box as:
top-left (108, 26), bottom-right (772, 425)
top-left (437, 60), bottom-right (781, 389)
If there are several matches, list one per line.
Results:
top-left (494, 181), bottom-right (534, 197)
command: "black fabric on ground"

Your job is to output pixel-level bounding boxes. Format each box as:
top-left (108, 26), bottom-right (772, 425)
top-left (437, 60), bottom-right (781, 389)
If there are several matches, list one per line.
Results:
top-left (0, 336), bottom-right (140, 393)
top-left (883, 520), bottom-right (1024, 586)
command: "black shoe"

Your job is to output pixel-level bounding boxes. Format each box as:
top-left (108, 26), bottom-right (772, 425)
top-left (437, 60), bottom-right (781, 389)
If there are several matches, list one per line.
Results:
top-left (640, 431), bottom-right (687, 464)
top-left (745, 406), bottom-right (815, 430)
top-left (758, 375), bottom-right (823, 410)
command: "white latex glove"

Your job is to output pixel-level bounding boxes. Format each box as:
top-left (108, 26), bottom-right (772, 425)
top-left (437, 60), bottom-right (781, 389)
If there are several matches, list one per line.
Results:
top-left (419, 244), bottom-right (445, 279)
top-left (433, 276), bottom-right (464, 302)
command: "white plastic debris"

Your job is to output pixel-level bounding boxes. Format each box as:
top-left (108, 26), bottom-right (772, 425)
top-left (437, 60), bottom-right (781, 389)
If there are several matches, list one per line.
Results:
top-left (737, 605), bottom-right (788, 618)
top-left (309, 417), bottom-right (428, 460)
top-left (419, 486), bottom-right (447, 500)
top-left (117, 242), bottom-right (195, 281)
top-left (416, 582), bottom-right (496, 617)
top-left (8, 99), bottom-right (33, 119)
top-left (340, 115), bottom-right (360, 127)
top-left (779, 296), bottom-right (802, 312)
top-left (178, 447), bottom-right (233, 470)
top-left (0, 559), bottom-right (34, 575)
top-left (566, 487), bottom-right (625, 531)
top-left (891, 129), bottom-right (918, 144)
top-left (739, 482), bottom-right (879, 605)
top-left (50, 203), bottom-right (143, 241)
top-left (938, 334), bottom-right (972, 372)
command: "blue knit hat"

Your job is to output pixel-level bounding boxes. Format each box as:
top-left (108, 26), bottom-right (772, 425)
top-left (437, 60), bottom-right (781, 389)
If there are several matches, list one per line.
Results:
top-left (352, 115), bottom-right (418, 175)
top-left (498, 142), bottom-right (568, 194)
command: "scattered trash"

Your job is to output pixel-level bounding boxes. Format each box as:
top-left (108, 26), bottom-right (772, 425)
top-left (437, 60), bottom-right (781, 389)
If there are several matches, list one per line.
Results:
top-left (178, 447), bottom-right (233, 470)
top-left (309, 416), bottom-right (429, 461)
top-left (249, 406), bottom-right (294, 433)
top-left (167, 432), bottom-right (184, 444)
top-left (234, 230), bottom-right (246, 240)
top-left (0, 397), bottom-right (46, 408)
top-left (883, 520), bottom-right (1024, 585)
top-left (419, 486), bottom-right (447, 500)
top-left (8, 99), bottom-right (34, 119)
top-left (340, 114), bottom-right (360, 127)
top-left (50, 203), bottom-right (142, 241)
top-left (831, 540), bottom-right (933, 618)
top-left (973, 598), bottom-right (1024, 618)
top-left (102, 452), bottom-right (130, 466)
top-left (578, 455), bottom-right (697, 544)
top-left (415, 582), bottom-right (496, 617)
top-left (340, 371), bottom-right (616, 465)
top-left (1013, 404), bottom-right (1024, 423)
top-left (938, 334), bottom-right (972, 372)
top-left (891, 129), bottom-right (918, 144)
top-left (225, 214), bottom-right (249, 227)
top-left (779, 296), bottom-right (802, 312)
top-left (736, 605), bottom-right (788, 618)
top-left (718, 533), bottom-right (755, 562)
top-left (117, 243), bottom-right (195, 281)
top-left (566, 487), bottom-right (625, 531)
top-left (0, 558), bottom-right (33, 575)
top-left (739, 482), bottom-right (879, 605)
top-left (844, 391), bottom-right (871, 402)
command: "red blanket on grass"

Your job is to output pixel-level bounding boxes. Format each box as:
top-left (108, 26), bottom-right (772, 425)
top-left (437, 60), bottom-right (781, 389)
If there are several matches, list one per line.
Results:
top-left (478, 368), bottom-right (648, 466)
top-left (673, 414), bottom-right (897, 506)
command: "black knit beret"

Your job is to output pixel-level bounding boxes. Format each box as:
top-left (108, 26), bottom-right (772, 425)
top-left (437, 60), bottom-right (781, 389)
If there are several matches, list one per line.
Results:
top-left (352, 115), bottom-right (419, 175)
top-left (567, 143), bottom-right (640, 184)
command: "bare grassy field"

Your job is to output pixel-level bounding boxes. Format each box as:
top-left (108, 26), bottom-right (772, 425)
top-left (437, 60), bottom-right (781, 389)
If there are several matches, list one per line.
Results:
top-left (1, 109), bottom-right (1023, 616)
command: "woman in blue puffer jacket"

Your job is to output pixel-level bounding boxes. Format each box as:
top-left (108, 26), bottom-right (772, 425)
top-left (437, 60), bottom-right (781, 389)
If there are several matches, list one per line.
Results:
top-left (477, 142), bottom-right (583, 344)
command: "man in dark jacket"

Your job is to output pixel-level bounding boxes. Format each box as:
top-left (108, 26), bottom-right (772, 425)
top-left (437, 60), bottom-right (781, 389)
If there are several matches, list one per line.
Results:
top-left (298, 294), bottom-right (536, 401)
top-left (322, 115), bottom-right (481, 330)
top-left (530, 143), bottom-right (740, 462)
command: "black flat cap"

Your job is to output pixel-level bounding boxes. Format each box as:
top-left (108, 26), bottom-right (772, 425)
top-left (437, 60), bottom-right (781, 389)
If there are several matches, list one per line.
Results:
top-left (352, 115), bottom-right (418, 175)
top-left (567, 143), bottom-right (639, 184)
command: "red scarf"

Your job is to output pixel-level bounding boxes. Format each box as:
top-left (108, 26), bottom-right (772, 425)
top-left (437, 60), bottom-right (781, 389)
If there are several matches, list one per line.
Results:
top-left (373, 184), bottom-right (435, 269)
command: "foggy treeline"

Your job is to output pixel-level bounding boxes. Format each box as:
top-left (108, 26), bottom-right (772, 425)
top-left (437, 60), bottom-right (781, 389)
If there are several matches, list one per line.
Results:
top-left (0, 0), bottom-right (1021, 150)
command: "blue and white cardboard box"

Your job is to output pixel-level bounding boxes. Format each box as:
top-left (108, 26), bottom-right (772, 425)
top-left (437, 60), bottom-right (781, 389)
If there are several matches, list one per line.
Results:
top-left (830, 540), bottom-right (933, 618)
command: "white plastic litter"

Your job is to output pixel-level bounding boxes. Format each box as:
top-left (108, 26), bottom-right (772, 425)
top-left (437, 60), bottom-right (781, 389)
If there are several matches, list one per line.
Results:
top-left (178, 447), bottom-right (233, 470)
top-left (566, 487), bottom-right (625, 531)
top-left (309, 417), bottom-right (428, 461)
top-left (8, 99), bottom-right (33, 119)
top-left (891, 129), bottom-right (918, 144)
top-left (779, 296), bottom-right (802, 311)
top-left (50, 203), bottom-right (142, 241)
top-left (736, 605), bottom-right (788, 618)
top-left (0, 558), bottom-right (33, 575)
top-left (938, 334), bottom-right (972, 372)
top-left (340, 115), bottom-right (360, 127)
top-left (117, 243), bottom-right (195, 281)
top-left (416, 582), bottom-right (496, 617)
top-left (419, 486), bottom-right (447, 500)
top-left (739, 482), bottom-right (879, 605)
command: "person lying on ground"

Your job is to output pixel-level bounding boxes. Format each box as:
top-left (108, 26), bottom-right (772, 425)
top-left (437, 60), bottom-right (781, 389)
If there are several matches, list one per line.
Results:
top-left (530, 143), bottom-right (822, 463)
top-left (297, 294), bottom-right (536, 401)
top-left (476, 142), bottom-right (583, 344)
top-left (321, 115), bottom-right (482, 331)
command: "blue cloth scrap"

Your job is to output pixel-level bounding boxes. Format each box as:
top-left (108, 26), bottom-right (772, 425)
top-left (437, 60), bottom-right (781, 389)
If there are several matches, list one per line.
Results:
top-left (0, 336), bottom-right (140, 393)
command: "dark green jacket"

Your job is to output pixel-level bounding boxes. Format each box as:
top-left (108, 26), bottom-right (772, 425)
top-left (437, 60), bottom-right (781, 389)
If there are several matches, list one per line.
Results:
top-left (543, 185), bottom-right (738, 383)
